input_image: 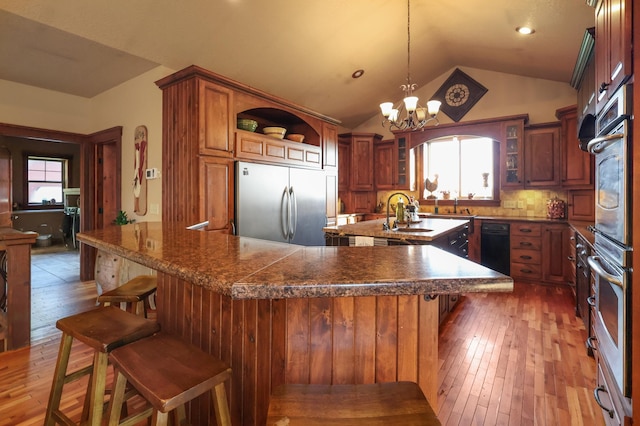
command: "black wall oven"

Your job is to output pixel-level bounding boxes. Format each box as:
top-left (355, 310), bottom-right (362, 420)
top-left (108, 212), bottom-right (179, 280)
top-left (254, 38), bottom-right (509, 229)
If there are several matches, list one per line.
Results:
top-left (587, 84), bottom-right (633, 422)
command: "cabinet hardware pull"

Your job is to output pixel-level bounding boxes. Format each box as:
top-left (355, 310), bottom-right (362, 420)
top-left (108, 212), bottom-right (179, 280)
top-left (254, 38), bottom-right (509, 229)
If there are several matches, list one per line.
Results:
top-left (567, 256), bottom-right (575, 261)
top-left (520, 255), bottom-right (532, 260)
top-left (586, 336), bottom-right (598, 352)
top-left (587, 295), bottom-right (596, 308)
top-left (593, 386), bottom-right (615, 419)
top-left (599, 82), bottom-right (610, 93)
top-left (520, 269), bottom-right (532, 273)
top-left (520, 242), bottom-right (532, 247)
top-left (520, 228), bottom-right (532, 233)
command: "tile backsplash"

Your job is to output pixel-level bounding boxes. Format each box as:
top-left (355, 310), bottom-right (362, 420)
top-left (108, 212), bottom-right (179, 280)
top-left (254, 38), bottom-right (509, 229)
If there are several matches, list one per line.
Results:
top-left (376, 189), bottom-right (568, 218)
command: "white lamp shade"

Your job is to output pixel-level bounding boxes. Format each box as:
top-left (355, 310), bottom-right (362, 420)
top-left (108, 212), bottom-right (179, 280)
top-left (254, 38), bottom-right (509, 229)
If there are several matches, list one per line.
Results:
top-left (389, 109), bottom-right (399, 122)
top-left (403, 96), bottom-right (419, 112)
top-left (380, 102), bottom-right (394, 117)
top-left (426, 100), bottom-right (441, 116)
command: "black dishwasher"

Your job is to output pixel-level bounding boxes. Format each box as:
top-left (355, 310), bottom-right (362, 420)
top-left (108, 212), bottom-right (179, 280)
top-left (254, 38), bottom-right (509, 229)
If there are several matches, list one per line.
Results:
top-left (480, 223), bottom-right (510, 275)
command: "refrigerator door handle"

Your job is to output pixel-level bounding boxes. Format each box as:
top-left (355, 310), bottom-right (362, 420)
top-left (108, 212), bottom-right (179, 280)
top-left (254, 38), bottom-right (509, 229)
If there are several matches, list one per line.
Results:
top-left (289, 186), bottom-right (297, 239)
top-left (281, 186), bottom-right (290, 239)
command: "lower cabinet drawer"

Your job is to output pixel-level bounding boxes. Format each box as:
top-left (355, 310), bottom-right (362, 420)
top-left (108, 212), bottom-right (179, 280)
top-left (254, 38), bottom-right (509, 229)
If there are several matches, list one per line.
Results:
top-left (511, 249), bottom-right (541, 264)
top-left (511, 262), bottom-right (542, 279)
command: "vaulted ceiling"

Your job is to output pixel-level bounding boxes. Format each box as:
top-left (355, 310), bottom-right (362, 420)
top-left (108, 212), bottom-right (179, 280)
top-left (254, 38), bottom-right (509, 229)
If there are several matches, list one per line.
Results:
top-left (0, 0), bottom-right (594, 128)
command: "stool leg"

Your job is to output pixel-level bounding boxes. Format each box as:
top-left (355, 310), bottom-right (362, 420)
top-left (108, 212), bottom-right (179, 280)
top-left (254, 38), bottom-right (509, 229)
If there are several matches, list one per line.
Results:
top-left (211, 382), bottom-right (232, 426)
top-left (152, 411), bottom-right (169, 426)
top-left (107, 368), bottom-right (128, 426)
top-left (45, 333), bottom-right (73, 426)
top-left (84, 351), bottom-right (109, 425)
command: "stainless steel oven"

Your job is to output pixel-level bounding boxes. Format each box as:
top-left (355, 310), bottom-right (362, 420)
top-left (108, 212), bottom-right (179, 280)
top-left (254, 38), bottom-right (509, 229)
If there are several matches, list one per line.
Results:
top-left (586, 84), bottom-right (633, 422)
top-left (588, 84), bottom-right (632, 246)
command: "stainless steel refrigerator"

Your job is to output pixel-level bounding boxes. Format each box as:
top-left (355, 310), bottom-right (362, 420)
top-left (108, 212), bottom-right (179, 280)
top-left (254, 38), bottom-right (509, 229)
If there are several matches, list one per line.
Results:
top-left (235, 161), bottom-right (327, 246)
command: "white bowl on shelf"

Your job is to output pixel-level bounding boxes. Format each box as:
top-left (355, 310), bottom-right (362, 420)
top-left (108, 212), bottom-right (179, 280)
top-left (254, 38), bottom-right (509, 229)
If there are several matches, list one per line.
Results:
top-left (263, 127), bottom-right (286, 139)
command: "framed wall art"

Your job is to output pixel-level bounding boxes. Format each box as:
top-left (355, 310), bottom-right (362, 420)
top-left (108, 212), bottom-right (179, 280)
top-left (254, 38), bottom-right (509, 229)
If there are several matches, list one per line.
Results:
top-left (431, 68), bottom-right (488, 122)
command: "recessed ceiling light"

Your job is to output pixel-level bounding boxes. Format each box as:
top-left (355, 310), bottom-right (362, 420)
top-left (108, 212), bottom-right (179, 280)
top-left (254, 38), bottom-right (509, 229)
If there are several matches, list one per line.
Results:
top-left (516, 26), bottom-right (535, 35)
top-left (352, 69), bottom-right (365, 79)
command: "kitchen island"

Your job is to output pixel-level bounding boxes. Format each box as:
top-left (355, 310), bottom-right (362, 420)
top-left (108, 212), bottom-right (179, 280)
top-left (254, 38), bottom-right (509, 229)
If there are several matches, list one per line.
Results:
top-left (77, 221), bottom-right (512, 426)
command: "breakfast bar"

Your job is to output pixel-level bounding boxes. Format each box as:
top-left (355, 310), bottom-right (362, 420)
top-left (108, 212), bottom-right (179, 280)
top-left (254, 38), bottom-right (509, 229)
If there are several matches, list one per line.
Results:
top-left (77, 221), bottom-right (512, 426)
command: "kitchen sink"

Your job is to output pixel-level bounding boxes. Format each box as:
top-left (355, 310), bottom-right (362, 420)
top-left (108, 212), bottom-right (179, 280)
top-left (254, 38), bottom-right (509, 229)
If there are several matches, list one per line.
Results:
top-left (392, 228), bottom-right (434, 233)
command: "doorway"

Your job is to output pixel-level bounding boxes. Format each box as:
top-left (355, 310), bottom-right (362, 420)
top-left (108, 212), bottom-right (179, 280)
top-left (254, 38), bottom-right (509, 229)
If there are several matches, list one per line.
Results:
top-left (0, 123), bottom-right (122, 280)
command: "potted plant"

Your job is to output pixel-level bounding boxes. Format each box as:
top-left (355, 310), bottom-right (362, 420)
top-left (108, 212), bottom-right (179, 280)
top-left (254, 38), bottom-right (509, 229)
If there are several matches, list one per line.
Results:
top-left (113, 210), bottom-right (135, 225)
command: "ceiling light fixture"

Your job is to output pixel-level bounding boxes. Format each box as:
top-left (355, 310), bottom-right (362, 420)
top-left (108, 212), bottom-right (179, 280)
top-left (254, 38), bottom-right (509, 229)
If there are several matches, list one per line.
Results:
top-left (516, 26), bottom-right (535, 35)
top-left (380, 0), bottom-right (441, 131)
top-left (352, 69), bottom-right (365, 79)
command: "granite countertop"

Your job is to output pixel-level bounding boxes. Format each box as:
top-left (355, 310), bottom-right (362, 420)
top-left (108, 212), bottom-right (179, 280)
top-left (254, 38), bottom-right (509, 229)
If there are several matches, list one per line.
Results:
top-left (323, 218), bottom-right (469, 242)
top-left (77, 222), bottom-right (512, 300)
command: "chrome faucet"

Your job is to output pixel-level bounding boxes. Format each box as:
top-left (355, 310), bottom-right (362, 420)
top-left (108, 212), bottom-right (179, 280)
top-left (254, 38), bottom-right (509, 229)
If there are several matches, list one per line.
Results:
top-left (383, 192), bottom-right (411, 230)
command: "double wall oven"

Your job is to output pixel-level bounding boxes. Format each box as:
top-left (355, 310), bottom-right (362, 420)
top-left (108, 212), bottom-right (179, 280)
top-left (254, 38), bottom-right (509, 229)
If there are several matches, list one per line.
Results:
top-left (586, 84), bottom-right (633, 423)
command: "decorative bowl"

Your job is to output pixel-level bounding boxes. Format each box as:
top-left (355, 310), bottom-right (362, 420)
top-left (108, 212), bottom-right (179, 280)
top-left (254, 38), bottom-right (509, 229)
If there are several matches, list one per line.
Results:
top-left (263, 126), bottom-right (286, 139)
top-left (286, 134), bottom-right (305, 143)
top-left (237, 118), bottom-right (258, 132)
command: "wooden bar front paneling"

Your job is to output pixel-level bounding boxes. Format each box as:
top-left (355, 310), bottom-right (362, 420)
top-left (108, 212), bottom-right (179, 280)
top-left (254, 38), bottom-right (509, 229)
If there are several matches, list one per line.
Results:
top-left (0, 229), bottom-right (37, 350)
top-left (157, 272), bottom-right (439, 426)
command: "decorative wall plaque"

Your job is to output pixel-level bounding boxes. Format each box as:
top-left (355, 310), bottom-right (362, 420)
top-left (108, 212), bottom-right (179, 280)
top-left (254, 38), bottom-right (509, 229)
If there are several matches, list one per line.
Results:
top-left (431, 68), bottom-right (488, 122)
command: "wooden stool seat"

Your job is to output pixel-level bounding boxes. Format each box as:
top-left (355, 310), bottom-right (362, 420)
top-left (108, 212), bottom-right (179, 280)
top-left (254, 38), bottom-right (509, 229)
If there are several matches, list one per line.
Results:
top-left (98, 275), bottom-right (157, 317)
top-left (267, 382), bottom-right (441, 426)
top-left (107, 333), bottom-right (232, 426)
top-left (45, 306), bottom-right (160, 426)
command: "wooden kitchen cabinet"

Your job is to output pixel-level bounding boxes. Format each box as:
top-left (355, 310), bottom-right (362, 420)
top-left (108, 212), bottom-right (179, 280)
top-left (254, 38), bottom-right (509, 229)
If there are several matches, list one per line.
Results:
top-left (556, 106), bottom-right (593, 189)
top-left (594, 0), bottom-right (632, 114)
top-left (199, 157), bottom-right (234, 233)
top-left (374, 136), bottom-right (410, 190)
top-left (500, 120), bottom-right (525, 188)
top-left (338, 132), bottom-right (382, 213)
top-left (542, 223), bottom-right (569, 284)
top-left (374, 139), bottom-right (394, 190)
top-left (567, 190), bottom-right (595, 221)
top-left (156, 65), bottom-right (340, 231)
top-left (337, 140), bottom-right (350, 192)
top-left (523, 123), bottom-right (561, 188)
top-left (340, 133), bottom-right (381, 191)
top-left (510, 223), bottom-right (542, 282)
top-left (509, 221), bottom-right (569, 285)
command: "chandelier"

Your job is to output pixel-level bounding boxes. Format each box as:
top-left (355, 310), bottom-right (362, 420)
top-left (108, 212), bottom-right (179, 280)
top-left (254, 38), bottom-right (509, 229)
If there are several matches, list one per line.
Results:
top-left (380, 0), bottom-right (441, 131)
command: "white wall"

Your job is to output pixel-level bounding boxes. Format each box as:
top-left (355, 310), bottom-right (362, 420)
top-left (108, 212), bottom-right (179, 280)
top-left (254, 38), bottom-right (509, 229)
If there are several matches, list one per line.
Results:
top-left (0, 66), bottom-right (174, 224)
top-left (89, 66), bottom-right (174, 223)
top-left (354, 66), bottom-right (578, 138)
top-left (0, 79), bottom-right (91, 133)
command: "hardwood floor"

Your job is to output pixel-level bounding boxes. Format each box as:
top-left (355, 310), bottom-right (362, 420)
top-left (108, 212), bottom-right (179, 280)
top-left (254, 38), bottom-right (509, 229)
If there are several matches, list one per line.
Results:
top-left (0, 249), bottom-right (604, 425)
top-left (437, 283), bottom-right (605, 426)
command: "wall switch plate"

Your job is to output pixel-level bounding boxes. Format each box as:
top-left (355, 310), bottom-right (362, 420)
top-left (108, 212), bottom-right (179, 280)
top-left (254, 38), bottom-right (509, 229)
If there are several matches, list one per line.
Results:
top-left (149, 204), bottom-right (159, 215)
top-left (504, 200), bottom-right (516, 208)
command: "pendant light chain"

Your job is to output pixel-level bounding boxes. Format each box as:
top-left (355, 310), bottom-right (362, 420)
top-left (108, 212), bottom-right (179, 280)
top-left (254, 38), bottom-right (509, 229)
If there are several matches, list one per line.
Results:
top-left (406, 0), bottom-right (412, 93)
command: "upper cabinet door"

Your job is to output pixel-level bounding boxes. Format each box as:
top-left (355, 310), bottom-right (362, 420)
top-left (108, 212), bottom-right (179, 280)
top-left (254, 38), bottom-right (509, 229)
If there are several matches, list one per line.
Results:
top-left (595, 0), bottom-right (632, 114)
top-left (199, 80), bottom-right (234, 157)
top-left (524, 124), bottom-right (561, 188)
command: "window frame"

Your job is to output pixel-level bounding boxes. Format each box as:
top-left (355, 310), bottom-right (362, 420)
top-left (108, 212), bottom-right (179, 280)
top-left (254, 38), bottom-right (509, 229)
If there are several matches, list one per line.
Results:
top-left (401, 114), bottom-right (528, 208)
top-left (23, 154), bottom-right (71, 210)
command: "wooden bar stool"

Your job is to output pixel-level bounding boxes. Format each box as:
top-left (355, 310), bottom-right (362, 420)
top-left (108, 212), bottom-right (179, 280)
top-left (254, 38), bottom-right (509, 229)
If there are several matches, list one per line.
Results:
top-left (45, 306), bottom-right (160, 426)
top-left (106, 333), bottom-right (232, 426)
top-left (267, 381), bottom-right (441, 425)
top-left (97, 275), bottom-right (157, 318)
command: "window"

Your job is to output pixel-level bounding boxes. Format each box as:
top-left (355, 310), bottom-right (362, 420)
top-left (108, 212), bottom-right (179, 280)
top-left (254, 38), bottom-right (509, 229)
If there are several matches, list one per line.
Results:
top-left (27, 157), bottom-right (66, 205)
top-left (421, 136), bottom-right (496, 200)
